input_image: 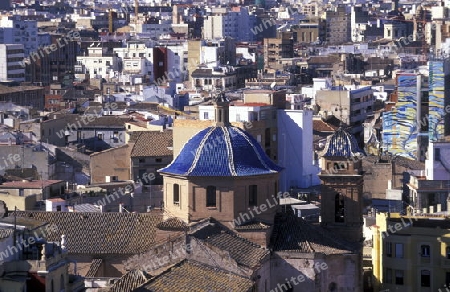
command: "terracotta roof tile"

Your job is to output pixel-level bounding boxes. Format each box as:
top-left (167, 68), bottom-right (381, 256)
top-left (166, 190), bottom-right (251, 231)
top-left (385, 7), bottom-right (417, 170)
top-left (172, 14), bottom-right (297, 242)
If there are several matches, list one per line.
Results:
top-left (313, 119), bottom-right (338, 132)
top-left (0, 228), bottom-right (13, 239)
top-left (156, 217), bottom-right (187, 231)
top-left (130, 131), bottom-right (173, 157)
top-left (191, 220), bottom-right (269, 268)
top-left (270, 212), bottom-right (356, 254)
top-left (135, 260), bottom-right (254, 292)
top-left (11, 211), bottom-right (163, 254)
top-left (85, 259), bottom-right (103, 277)
top-left (109, 269), bottom-right (150, 292)
top-left (234, 220), bottom-right (271, 230)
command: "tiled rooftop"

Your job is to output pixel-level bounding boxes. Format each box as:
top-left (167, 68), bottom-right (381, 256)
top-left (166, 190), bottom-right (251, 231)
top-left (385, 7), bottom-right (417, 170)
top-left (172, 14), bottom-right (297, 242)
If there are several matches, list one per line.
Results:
top-left (191, 220), bottom-right (269, 268)
top-left (313, 119), bottom-right (338, 132)
top-left (270, 212), bottom-right (356, 255)
top-left (0, 228), bottom-right (13, 239)
top-left (85, 259), bottom-right (103, 278)
top-left (159, 126), bottom-right (282, 177)
top-left (131, 131), bottom-right (173, 158)
top-left (0, 180), bottom-right (63, 189)
top-left (109, 269), bottom-right (151, 292)
top-left (319, 128), bottom-right (365, 158)
top-left (135, 260), bottom-right (254, 292)
top-left (11, 211), bottom-right (163, 254)
top-left (233, 220), bottom-right (271, 230)
top-left (156, 217), bottom-right (187, 231)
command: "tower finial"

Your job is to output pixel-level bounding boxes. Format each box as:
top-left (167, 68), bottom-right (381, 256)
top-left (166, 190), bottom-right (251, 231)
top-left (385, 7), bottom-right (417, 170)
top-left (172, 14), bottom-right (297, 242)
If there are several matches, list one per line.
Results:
top-left (213, 92), bottom-right (230, 127)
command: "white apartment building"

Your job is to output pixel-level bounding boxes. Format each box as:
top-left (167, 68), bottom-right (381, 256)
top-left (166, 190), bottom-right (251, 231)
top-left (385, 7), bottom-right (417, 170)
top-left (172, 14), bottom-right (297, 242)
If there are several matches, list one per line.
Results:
top-left (0, 44), bottom-right (25, 82)
top-left (426, 139), bottom-right (450, 180)
top-left (277, 109), bottom-right (320, 190)
top-left (203, 7), bottom-right (252, 41)
top-left (76, 47), bottom-right (120, 79)
top-left (114, 42), bottom-right (153, 80)
top-left (166, 43), bottom-right (187, 83)
top-left (133, 22), bottom-right (172, 39)
top-left (0, 16), bottom-right (38, 56)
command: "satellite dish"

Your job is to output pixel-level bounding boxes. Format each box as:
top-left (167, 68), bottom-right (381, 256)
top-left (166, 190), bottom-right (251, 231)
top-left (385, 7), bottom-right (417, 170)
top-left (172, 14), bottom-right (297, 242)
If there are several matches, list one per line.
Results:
top-left (270, 82), bottom-right (276, 89)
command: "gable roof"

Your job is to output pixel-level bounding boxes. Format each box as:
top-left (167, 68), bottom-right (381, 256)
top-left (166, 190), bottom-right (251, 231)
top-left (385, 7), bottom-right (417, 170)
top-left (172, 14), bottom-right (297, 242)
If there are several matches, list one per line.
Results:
top-left (85, 259), bottom-right (103, 277)
top-left (109, 269), bottom-right (151, 292)
top-left (11, 211), bottom-right (163, 254)
top-left (130, 131), bottom-right (173, 157)
top-left (313, 119), bottom-right (338, 132)
top-left (134, 260), bottom-right (254, 292)
top-left (191, 220), bottom-right (269, 268)
top-left (270, 212), bottom-right (356, 255)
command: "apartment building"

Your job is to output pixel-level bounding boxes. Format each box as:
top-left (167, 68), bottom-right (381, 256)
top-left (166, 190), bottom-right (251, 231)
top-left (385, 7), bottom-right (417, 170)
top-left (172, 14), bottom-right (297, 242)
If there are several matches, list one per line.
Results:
top-left (0, 44), bottom-right (25, 82)
top-left (315, 85), bottom-right (374, 142)
top-left (203, 7), bottom-right (252, 42)
top-left (114, 41), bottom-right (153, 82)
top-left (426, 136), bottom-right (450, 180)
top-left (263, 32), bottom-right (294, 71)
top-left (76, 46), bottom-right (120, 79)
top-left (383, 73), bottom-right (424, 160)
top-left (373, 212), bottom-right (450, 292)
top-left (325, 6), bottom-right (351, 45)
top-left (0, 15), bottom-right (38, 56)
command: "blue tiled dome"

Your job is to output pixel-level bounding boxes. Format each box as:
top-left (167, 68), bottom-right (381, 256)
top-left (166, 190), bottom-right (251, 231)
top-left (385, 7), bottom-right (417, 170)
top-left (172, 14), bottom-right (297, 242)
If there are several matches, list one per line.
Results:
top-left (159, 126), bottom-right (283, 177)
top-left (320, 128), bottom-right (365, 157)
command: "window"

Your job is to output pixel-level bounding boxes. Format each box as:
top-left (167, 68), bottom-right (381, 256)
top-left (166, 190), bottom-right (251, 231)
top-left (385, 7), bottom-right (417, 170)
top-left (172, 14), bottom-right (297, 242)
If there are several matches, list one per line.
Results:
top-left (19, 189), bottom-right (24, 197)
top-left (203, 112), bottom-right (209, 120)
top-left (97, 133), bottom-right (103, 140)
top-left (385, 242), bottom-right (392, 257)
top-left (173, 184), bottom-right (180, 204)
top-left (395, 270), bottom-right (404, 285)
top-left (139, 158), bottom-right (145, 163)
top-left (395, 243), bottom-right (403, 258)
top-left (421, 245), bottom-right (430, 257)
top-left (435, 148), bottom-right (441, 161)
top-left (446, 246), bottom-right (450, 259)
top-left (265, 128), bottom-right (270, 147)
top-left (155, 158), bottom-right (162, 163)
top-left (56, 205), bottom-right (61, 212)
top-left (206, 186), bottom-right (216, 207)
top-left (385, 268), bottom-right (392, 283)
top-left (249, 185), bottom-right (257, 206)
top-left (421, 270), bottom-right (430, 287)
top-left (61, 274), bottom-right (65, 290)
top-left (335, 193), bottom-right (345, 222)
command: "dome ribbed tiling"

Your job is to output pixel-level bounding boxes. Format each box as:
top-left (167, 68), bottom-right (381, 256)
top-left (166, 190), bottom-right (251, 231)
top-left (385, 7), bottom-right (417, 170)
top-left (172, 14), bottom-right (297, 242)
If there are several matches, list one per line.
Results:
top-left (320, 128), bottom-right (365, 157)
top-left (159, 126), bottom-right (283, 176)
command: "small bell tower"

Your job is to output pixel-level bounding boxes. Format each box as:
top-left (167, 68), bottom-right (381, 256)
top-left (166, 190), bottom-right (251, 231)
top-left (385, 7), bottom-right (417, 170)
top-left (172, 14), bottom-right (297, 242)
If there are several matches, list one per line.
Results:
top-left (318, 128), bottom-right (365, 243)
top-left (213, 92), bottom-right (230, 127)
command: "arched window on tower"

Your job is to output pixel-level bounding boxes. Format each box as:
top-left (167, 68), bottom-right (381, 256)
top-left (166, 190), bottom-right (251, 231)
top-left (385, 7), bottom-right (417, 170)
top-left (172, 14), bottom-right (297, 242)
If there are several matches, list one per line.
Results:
top-left (173, 184), bottom-right (180, 205)
top-left (60, 274), bottom-right (65, 291)
top-left (335, 193), bottom-right (345, 222)
top-left (206, 186), bottom-right (216, 207)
